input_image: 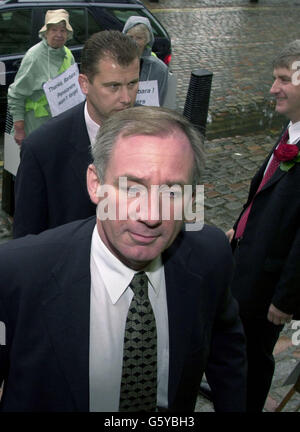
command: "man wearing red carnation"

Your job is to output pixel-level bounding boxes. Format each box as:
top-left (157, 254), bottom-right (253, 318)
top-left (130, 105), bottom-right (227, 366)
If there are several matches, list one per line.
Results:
top-left (226, 40), bottom-right (300, 412)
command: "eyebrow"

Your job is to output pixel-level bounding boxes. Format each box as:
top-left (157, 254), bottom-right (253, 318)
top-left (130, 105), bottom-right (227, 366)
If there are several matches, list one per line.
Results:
top-left (102, 78), bottom-right (139, 87)
top-left (102, 81), bottom-right (121, 87)
top-left (273, 73), bottom-right (291, 80)
top-left (116, 175), bottom-right (187, 187)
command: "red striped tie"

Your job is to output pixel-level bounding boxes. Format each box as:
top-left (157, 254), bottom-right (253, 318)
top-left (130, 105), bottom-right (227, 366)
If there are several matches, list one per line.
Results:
top-left (235, 129), bottom-right (289, 240)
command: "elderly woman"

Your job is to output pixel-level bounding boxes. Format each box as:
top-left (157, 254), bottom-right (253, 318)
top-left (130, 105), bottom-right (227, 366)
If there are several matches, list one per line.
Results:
top-left (123, 16), bottom-right (169, 106)
top-left (8, 9), bottom-right (75, 145)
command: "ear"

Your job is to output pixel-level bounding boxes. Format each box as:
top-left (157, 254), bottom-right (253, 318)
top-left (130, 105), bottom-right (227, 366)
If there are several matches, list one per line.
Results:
top-left (183, 189), bottom-right (196, 223)
top-left (87, 164), bottom-right (101, 205)
top-left (78, 73), bottom-right (89, 96)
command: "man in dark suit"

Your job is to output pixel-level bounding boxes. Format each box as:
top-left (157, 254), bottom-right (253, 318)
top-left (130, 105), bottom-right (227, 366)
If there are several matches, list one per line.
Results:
top-left (13, 30), bottom-right (140, 238)
top-left (227, 40), bottom-right (300, 412)
top-left (0, 107), bottom-right (247, 412)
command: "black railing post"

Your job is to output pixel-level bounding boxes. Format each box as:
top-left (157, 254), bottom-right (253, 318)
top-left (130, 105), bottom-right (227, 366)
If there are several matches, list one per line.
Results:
top-left (183, 69), bottom-right (213, 137)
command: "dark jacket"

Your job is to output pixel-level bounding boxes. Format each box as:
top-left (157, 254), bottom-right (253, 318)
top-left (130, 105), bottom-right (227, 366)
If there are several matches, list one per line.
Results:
top-left (0, 218), bottom-right (247, 411)
top-left (13, 102), bottom-right (96, 238)
top-left (231, 129), bottom-right (300, 319)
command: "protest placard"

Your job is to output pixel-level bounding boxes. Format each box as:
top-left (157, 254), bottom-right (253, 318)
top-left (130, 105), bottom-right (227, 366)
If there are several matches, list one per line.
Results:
top-left (43, 63), bottom-right (85, 117)
top-left (136, 80), bottom-right (159, 107)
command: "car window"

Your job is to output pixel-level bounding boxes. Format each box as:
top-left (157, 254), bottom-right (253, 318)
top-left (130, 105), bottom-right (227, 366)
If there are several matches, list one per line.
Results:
top-left (0, 9), bottom-right (32, 55)
top-left (87, 9), bottom-right (103, 38)
top-left (106, 8), bottom-right (162, 37)
top-left (66, 8), bottom-right (87, 45)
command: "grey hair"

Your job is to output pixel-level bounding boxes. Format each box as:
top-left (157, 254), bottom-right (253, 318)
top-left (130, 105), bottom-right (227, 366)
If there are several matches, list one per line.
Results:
top-left (91, 106), bottom-right (205, 190)
top-left (273, 40), bottom-right (300, 69)
top-left (127, 24), bottom-right (151, 45)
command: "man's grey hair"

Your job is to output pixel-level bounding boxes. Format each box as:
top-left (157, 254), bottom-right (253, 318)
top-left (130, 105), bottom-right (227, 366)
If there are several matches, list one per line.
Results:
top-left (91, 106), bottom-right (205, 190)
top-left (273, 39), bottom-right (300, 69)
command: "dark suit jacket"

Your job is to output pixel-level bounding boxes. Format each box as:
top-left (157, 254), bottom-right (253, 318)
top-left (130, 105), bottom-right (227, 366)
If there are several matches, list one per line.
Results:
top-left (0, 218), bottom-right (247, 412)
top-left (231, 129), bottom-right (300, 319)
top-left (13, 102), bottom-right (96, 238)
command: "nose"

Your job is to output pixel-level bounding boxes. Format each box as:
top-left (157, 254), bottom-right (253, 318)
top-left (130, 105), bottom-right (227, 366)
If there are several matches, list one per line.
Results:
top-left (270, 78), bottom-right (280, 94)
top-left (132, 189), bottom-right (162, 227)
top-left (119, 85), bottom-right (132, 105)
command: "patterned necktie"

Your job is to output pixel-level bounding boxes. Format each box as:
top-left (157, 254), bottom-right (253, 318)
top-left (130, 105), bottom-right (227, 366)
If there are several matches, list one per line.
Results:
top-left (119, 272), bottom-right (157, 412)
top-left (235, 129), bottom-right (289, 240)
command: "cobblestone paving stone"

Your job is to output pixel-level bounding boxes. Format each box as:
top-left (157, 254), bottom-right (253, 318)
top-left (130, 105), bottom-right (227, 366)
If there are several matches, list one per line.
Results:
top-left (0, 0), bottom-right (299, 412)
top-left (202, 131), bottom-right (277, 231)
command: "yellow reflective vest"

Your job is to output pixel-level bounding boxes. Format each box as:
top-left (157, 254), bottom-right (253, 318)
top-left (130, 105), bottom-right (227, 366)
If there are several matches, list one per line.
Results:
top-left (8, 39), bottom-right (75, 135)
top-left (25, 46), bottom-right (73, 118)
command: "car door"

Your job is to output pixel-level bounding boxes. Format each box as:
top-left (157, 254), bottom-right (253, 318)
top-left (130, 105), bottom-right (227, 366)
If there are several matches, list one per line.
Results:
top-left (0, 6), bottom-right (34, 121)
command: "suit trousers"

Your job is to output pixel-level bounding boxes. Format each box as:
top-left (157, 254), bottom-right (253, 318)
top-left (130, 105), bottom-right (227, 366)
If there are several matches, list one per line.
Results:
top-left (240, 315), bottom-right (283, 412)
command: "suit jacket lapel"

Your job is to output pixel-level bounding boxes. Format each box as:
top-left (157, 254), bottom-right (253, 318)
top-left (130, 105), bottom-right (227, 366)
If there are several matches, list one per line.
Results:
top-left (249, 127), bottom-right (299, 196)
top-left (259, 130), bottom-right (300, 192)
top-left (163, 233), bottom-right (204, 407)
top-left (41, 218), bottom-right (95, 411)
top-left (69, 103), bottom-right (93, 195)
top-left (249, 132), bottom-right (283, 197)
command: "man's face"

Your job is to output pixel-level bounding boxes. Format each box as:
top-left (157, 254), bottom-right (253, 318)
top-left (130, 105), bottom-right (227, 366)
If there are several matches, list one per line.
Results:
top-left (79, 57), bottom-right (139, 125)
top-left (45, 22), bottom-right (68, 48)
top-left (270, 65), bottom-right (300, 123)
top-left (88, 129), bottom-right (195, 270)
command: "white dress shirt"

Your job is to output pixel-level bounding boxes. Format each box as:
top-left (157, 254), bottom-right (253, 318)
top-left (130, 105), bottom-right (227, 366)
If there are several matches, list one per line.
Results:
top-left (84, 102), bottom-right (100, 146)
top-left (287, 120), bottom-right (300, 144)
top-left (89, 225), bottom-right (169, 411)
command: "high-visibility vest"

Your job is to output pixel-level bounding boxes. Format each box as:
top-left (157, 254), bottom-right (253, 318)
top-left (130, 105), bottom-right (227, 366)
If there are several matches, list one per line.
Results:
top-left (25, 46), bottom-right (73, 118)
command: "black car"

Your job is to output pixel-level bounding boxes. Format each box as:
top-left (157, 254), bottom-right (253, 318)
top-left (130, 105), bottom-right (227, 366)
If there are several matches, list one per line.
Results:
top-left (0, 0), bottom-right (171, 129)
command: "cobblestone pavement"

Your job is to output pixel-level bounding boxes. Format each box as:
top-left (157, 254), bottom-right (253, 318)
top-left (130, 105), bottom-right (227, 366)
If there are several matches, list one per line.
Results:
top-left (0, 0), bottom-right (299, 412)
top-left (145, 0), bottom-right (299, 137)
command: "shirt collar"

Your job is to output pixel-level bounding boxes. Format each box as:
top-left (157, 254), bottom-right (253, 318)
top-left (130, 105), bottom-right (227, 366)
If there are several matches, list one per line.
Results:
top-left (84, 102), bottom-right (100, 146)
top-left (287, 120), bottom-right (300, 144)
top-left (144, 255), bottom-right (163, 297)
top-left (91, 225), bottom-right (163, 304)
